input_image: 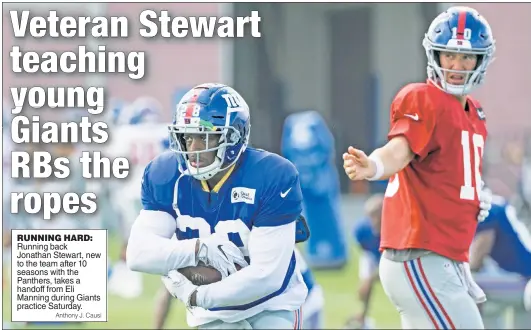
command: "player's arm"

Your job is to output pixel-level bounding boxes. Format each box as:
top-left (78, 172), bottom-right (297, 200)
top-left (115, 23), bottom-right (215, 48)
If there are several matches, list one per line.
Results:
top-left (380, 88), bottom-right (437, 174)
top-left (469, 207), bottom-right (498, 271)
top-left (126, 158), bottom-right (198, 275)
top-left (345, 87), bottom-right (437, 181)
top-left (366, 137), bottom-right (415, 180)
top-left (469, 230), bottom-right (495, 271)
top-left (126, 210), bottom-right (197, 275)
top-left (193, 222), bottom-right (296, 309)
top-left (193, 160), bottom-right (303, 309)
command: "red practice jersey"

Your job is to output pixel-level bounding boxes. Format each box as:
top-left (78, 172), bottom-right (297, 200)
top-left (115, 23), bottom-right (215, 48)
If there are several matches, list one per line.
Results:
top-left (380, 81), bottom-right (488, 262)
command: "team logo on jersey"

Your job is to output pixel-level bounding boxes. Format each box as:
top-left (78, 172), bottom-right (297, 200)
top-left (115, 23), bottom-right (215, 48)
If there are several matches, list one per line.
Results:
top-left (231, 187), bottom-right (256, 204)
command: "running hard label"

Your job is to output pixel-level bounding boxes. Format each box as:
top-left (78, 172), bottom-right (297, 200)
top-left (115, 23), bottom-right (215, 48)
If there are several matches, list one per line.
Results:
top-left (11, 229), bottom-right (107, 322)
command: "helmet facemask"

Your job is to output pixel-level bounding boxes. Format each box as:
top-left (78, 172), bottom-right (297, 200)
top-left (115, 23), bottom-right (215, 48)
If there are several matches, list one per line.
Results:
top-left (423, 36), bottom-right (495, 96)
top-left (168, 121), bottom-right (243, 181)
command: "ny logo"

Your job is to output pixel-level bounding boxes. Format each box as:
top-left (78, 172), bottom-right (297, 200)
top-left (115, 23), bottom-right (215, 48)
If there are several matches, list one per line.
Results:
top-left (221, 92), bottom-right (248, 112)
top-left (222, 93), bottom-right (243, 108)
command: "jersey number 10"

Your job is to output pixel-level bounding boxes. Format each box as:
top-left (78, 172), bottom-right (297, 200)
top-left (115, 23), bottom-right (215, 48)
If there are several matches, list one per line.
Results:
top-left (460, 130), bottom-right (484, 201)
top-left (385, 130), bottom-right (485, 200)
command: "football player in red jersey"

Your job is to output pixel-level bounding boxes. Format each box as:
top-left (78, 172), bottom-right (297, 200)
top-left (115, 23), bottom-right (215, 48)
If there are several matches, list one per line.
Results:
top-left (343, 6), bottom-right (495, 329)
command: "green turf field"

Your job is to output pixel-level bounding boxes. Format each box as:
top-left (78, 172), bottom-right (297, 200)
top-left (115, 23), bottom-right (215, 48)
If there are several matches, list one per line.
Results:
top-left (3, 236), bottom-right (400, 329)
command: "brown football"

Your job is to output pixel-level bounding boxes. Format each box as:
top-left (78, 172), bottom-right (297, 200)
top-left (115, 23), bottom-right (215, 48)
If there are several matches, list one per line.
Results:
top-left (179, 262), bottom-right (242, 285)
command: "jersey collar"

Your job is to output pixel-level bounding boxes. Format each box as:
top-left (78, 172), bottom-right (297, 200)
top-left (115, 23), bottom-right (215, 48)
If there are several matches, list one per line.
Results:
top-left (200, 165), bottom-right (236, 193)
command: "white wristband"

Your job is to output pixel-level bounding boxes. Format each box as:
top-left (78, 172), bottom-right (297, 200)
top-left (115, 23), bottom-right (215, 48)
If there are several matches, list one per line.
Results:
top-left (367, 155), bottom-right (384, 181)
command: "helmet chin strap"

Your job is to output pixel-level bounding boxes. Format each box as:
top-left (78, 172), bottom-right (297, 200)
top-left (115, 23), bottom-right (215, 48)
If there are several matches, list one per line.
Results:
top-left (430, 77), bottom-right (469, 96)
top-left (443, 82), bottom-right (469, 96)
top-left (186, 143), bottom-right (227, 181)
top-left (428, 63), bottom-right (478, 96)
top-left (186, 157), bottom-right (222, 180)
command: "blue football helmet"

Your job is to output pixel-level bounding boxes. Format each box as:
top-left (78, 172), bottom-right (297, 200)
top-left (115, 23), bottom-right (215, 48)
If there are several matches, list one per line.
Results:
top-left (168, 83), bottom-right (251, 180)
top-left (129, 96), bottom-right (162, 125)
top-left (423, 6), bottom-right (496, 95)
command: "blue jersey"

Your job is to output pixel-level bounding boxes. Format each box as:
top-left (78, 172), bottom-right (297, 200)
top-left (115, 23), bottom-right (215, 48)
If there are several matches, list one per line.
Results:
top-left (476, 198), bottom-right (531, 277)
top-left (353, 217), bottom-right (382, 262)
top-left (141, 147), bottom-right (304, 309)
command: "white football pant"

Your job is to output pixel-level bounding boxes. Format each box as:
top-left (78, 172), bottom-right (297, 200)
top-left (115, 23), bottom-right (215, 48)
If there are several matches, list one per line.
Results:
top-left (379, 252), bottom-right (484, 329)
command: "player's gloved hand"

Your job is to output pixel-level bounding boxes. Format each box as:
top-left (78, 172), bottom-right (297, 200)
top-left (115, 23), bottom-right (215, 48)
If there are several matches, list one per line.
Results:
top-left (161, 270), bottom-right (198, 309)
top-left (477, 182), bottom-right (492, 222)
top-left (196, 233), bottom-right (248, 278)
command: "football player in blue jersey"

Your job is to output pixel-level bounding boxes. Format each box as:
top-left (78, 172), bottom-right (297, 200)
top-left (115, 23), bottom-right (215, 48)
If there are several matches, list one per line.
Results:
top-left (126, 83), bottom-right (308, 329)
top-left (470, 193), bottom-right (531, 328)
top-left (345, 194), bottom-right (383, 329)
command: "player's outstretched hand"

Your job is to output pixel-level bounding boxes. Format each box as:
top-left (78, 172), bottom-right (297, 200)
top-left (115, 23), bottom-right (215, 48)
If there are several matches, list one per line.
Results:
top-left (343, 146), bottom-right (375, 181)
top-left (196, 233), bottom-right (248, 278)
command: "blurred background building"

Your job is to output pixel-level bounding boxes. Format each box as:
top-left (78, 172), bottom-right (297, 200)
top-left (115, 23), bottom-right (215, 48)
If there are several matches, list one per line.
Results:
top-left (2, 3), bottom-right (531, 329)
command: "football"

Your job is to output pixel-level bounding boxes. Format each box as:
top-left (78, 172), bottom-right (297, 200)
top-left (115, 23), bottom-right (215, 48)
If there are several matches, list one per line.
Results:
top-left (178, 261), bottom-right (242, 285)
